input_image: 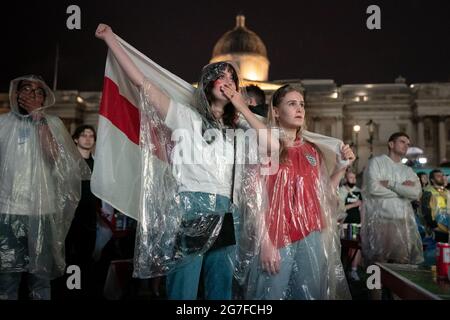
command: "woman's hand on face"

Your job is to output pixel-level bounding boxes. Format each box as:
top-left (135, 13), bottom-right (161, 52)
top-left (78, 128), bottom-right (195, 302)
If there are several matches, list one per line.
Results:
top-left (341, 144), bottom-right (356, 165)
top-left (95, 23), bottom-right (114, 41)
top-left (220, 84), bottom-right (248, 112)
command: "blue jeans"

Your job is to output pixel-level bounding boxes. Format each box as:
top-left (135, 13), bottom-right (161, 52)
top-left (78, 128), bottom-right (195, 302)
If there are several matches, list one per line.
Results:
top-left (0, 272), bottom-right (50, 300)
top-left (167, 245), bottom-right (235, 300)
top-left (166, 192), bottom-right (236, 300)
top-left (248, 231), bottom-right (327, 300)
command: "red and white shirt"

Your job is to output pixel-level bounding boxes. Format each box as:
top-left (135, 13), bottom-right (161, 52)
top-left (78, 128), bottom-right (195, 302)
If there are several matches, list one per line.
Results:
top-left (266, 139), bottom-right (324, 248)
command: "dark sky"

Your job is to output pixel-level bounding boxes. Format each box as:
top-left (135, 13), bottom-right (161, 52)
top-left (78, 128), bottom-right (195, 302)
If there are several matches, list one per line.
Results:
top-left (2, 0), bottom-right (450, 91)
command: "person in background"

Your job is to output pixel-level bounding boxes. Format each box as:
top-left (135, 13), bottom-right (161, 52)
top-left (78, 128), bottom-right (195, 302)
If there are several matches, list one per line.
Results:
top-left (361, 132), bottom-right (423, 299)
top-left (417, 172), bottom-right (429, 189)
top-left (245, 84), bottom-right (268, 119)
top-left (338, 170), bottom-right (362, 281)
top-left (63, 125), bottom-right (99, 299)
top-left (422, 169), bottom-right (449, 243)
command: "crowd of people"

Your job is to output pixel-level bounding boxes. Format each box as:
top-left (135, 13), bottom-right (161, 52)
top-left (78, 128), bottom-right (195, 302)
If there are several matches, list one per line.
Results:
top-left (0, 23), bottom-right (448, 301)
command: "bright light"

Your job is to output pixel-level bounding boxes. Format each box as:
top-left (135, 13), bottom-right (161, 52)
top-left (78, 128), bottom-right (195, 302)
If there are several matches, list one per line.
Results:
top-left (363, 96), bottom-right (368, 102)
top-left (76, 96), bottom-right (84, 104)
top-left (418, 157), bottom-right (427, 164)
top-left (353, 125), bottom-right (361, 133)
top-left (244, 71), bottom-right (259, 81)
top-left (331, 92), bottom-right (338, 99)
top-left (401, 158), bottom-right (408, 164)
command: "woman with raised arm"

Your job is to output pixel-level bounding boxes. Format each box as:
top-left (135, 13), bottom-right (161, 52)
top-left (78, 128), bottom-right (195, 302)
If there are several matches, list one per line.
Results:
top-left (95, 24), bottom-right (277, 300)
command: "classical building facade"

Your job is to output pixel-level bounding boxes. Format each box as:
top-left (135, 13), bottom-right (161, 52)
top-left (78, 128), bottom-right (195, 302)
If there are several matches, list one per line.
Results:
top-left (1, 15), bottom-right (449, 171)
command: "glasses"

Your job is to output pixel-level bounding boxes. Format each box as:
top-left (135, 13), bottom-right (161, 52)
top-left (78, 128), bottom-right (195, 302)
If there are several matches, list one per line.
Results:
top-left (18, 85), bottom-right (45, 98)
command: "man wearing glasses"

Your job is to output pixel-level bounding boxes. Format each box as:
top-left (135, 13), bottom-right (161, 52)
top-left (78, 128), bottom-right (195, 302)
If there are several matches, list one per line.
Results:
top-left (0, 75), bottom-right (88, 300)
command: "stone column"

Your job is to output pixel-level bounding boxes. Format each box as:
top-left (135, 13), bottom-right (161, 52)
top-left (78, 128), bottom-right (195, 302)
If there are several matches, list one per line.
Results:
top-left (417, 117), bottom-right (425, 149)
top-left (313, 117), bottom-right (321, 134)
top-left (335, 116), bottom-right (343, 140)
top-left (438, 117), bottom-right (447, 164)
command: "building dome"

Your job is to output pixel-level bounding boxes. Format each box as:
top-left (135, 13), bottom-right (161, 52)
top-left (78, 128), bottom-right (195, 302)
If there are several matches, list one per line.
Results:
top-left (212, 15), bottom-right (268, 58)
top-left (210, 15), bottom-right (270, 81)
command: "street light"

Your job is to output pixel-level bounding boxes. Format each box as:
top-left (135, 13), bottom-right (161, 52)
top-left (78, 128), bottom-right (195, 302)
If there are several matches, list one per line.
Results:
top-left (418, 157), bottom-right (427, 165)
top-left (366, 119), bottom-right (376, 159)
top-left (353, 124), bottom-right (361, 172)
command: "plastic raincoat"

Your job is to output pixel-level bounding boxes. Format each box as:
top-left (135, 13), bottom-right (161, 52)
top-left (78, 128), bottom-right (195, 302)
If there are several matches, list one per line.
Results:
top-left (361, 154), bottom-right (424, 265)
top-left (0, 75), bottom-right (90, 279)
top-left (245, 130), bottom-right (352, 300)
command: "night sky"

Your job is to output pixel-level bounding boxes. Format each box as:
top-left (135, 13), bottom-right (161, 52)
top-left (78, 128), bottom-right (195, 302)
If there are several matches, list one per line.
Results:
top-left (1, 0), bottom-right (450, 92)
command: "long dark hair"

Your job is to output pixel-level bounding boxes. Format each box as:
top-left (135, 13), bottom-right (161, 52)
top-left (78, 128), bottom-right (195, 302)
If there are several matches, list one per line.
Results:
top-left (203, 63), bottom-right (239, 128)
top-left (72, 124), bottom-right (97, 141)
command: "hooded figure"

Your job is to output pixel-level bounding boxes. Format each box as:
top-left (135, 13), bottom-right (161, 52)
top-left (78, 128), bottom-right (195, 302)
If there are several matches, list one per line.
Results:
top-left (94, 26), bottom-right (277, 300)
top-left (94, 29), bottom-right (351, 300)
top-left (0, 75), bottom-right (90, 300)
top-left (135, 60), bottom-right (266, 300)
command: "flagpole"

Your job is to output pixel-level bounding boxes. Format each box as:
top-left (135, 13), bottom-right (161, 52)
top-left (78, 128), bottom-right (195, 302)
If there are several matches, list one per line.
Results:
top-left (52, 43), bottom-right (59, 92)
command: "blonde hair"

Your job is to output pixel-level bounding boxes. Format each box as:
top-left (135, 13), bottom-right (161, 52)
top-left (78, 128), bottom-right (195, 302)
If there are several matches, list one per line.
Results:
top-left (268, 85), bottom-right (306, 163)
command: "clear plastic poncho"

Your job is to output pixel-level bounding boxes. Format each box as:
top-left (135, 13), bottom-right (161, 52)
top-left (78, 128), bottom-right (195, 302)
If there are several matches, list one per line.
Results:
top-left (95, 38), bottom-right (349, 300)
top-left (99, 39), bottom-right (267, 280)
top-left (361, 154), bottom-right (424, 266)
top-left (244, 130), bottom-right (351, 300)
top-left (0, 75), bottom-right (90, 280)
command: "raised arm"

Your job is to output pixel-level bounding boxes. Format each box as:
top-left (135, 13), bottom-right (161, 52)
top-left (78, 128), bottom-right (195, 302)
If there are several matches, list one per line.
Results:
top-left (221, 84), bottom-right (279, 154)
top-left (329, 144), bottom-right (355, 189)
top-left (240, 106), bottom-right (280, 154)
top-left (95, 23), bottom-right (170, 119)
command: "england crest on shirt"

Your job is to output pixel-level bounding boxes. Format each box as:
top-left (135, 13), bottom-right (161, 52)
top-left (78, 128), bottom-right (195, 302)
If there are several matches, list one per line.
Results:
top-left (305, 153), bottom-right (317, 166)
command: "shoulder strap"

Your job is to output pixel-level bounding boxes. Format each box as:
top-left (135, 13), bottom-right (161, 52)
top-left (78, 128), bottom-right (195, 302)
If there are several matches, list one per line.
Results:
top-left (230, 135), bottom-right (237, 202)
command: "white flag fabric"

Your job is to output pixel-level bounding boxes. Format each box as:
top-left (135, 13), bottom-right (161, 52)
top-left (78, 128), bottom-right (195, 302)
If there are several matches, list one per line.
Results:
top-left (91, 36), bottom-right (194, 221)
top-left (91, 37), bottom-right (351, 295)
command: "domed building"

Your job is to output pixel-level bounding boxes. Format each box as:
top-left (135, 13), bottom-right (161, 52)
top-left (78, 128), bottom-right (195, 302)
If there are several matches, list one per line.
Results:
top-left (210, 15), bottom-right (270, 82)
